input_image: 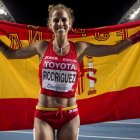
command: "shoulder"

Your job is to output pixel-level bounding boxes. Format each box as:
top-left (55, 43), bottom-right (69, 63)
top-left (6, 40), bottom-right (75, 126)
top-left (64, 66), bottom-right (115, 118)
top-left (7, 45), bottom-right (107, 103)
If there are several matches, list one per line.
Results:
top-left (33, 40), bottom-right (49, 48)
top-left (75, 41), bottom-right (90, 48)
top-left (74, 41), bottom-right (89, 51)
top-left (33, 40), bottom-right (49, 57)
top-left (74, 41), bottom-right (97, 58)
top-left (72, 41), bottom-right (88, 58)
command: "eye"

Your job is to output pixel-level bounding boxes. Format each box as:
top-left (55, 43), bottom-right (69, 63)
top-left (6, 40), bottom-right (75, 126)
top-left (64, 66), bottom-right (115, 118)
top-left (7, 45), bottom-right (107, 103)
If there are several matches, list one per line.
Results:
top-left (53, 18), bottom-right (59, 23)
top-left (62, 18), bottom-right (67, 22)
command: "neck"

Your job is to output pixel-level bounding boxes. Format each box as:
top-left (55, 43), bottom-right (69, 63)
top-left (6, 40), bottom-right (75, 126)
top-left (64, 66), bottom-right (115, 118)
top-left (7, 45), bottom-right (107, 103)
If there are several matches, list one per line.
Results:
top-left (53, 38), bottom-right (69, 55)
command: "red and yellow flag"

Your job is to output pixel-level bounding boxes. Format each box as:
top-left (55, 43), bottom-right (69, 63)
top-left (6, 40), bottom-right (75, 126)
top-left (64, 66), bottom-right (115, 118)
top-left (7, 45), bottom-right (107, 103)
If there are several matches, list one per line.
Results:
top-left (0, 20), bottom-right (140, 130)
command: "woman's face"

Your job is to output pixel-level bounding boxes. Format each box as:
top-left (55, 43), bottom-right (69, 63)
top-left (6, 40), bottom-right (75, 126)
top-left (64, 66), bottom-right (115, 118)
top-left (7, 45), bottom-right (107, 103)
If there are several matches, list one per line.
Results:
top-left (49, 9), bottom-right (72, 37)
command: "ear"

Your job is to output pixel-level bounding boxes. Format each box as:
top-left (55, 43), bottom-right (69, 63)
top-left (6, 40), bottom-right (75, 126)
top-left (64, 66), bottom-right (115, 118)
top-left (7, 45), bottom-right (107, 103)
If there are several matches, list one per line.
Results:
top-left (48, 21), bottom-right (52, 30)
top-left (69, 20), bottom-right (73, 29)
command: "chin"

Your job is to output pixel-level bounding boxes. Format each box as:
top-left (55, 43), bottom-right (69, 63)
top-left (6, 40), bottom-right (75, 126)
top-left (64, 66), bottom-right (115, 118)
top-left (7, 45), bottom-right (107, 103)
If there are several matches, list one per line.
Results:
top-left (57, 32), bottom-right (67, 36)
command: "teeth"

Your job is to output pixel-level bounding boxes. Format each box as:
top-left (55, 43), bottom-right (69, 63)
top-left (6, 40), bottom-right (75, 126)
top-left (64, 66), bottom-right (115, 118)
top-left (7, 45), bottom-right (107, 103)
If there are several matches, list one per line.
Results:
top-left (58, 29), bottom-right (64, 31)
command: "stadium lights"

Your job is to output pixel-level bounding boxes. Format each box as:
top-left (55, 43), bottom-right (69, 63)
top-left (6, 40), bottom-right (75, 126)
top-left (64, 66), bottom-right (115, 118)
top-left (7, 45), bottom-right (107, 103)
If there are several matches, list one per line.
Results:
top-left (0, 0), bottom-right (15, 22)
top-left (128, 7), bottom-right (140, 20)
top-left (118, 0), bottom-right (140, 24)
top-left (0, 8), bottom-right (7, 15)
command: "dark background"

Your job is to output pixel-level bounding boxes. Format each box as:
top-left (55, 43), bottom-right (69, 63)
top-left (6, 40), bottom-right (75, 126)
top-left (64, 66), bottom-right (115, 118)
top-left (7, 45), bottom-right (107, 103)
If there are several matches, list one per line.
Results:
top-left (2, 0), bottom-right (137, 28)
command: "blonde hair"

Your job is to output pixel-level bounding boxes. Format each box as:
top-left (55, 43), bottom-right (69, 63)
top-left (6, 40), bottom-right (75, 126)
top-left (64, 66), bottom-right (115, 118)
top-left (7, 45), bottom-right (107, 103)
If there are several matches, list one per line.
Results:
top-left (48, 3), bottom-right (74, 25)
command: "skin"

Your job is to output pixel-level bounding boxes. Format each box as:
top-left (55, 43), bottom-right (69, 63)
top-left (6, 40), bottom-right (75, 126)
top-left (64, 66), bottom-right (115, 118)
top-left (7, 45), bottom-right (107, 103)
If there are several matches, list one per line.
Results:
top-left (0, 8), bottom-right (133, 140)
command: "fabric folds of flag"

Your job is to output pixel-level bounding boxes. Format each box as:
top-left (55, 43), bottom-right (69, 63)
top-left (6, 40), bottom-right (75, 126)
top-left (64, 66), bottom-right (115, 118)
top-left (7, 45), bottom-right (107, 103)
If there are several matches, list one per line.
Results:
top-left (0, 20), bottom-right (140, 130)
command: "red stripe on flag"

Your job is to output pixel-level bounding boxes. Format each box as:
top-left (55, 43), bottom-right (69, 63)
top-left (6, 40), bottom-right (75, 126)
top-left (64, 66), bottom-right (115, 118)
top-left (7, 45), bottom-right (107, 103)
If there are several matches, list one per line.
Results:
top-left (0, 86), bottom-right (140, 130)
top-left (78, 86), bottom-right (140, 125)
top-left (0, 98), bottom-right (37, 131)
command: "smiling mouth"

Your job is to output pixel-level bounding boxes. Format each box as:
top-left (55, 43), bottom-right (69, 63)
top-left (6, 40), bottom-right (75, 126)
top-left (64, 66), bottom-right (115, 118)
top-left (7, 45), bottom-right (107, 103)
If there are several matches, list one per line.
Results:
top-left (57, 29), bottom-right (65, 32)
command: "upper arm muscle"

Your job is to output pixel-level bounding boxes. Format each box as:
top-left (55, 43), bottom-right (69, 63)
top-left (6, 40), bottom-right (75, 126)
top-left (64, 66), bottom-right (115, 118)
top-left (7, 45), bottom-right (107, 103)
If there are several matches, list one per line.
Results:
top-left (4, 40), bottom-right (48, 59)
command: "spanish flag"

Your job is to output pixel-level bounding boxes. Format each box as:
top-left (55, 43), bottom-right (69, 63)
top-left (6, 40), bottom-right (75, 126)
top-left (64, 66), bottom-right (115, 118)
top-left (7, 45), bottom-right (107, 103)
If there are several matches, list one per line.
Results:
top-left (0, 20), bottom-right (140, 130)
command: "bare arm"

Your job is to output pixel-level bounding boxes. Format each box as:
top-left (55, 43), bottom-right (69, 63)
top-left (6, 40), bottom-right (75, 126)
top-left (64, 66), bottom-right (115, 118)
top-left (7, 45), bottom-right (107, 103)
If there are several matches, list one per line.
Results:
top-left (0, 40), bottom-right (48, 59)
top-left (80, 38), bottom-right (132, 57)
top-left (76, 31), bottom-right (140, 58)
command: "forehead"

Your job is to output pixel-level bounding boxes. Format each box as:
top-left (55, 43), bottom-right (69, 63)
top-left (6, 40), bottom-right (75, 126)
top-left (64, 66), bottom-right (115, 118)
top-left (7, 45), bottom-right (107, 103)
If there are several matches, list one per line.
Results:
top-left (51, 10), bottom-right (69, 18)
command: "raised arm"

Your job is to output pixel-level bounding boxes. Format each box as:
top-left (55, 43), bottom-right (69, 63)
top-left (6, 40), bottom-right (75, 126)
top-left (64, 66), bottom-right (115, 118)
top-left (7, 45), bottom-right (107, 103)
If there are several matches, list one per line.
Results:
top-left (0, 40), bottom-right (48, 59)
top-left (76, 31), bottom-right (140, 57)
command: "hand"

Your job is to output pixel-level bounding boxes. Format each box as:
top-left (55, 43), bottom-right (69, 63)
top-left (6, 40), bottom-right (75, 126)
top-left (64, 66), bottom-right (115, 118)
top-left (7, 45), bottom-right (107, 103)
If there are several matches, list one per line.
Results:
top-left (130, 30), bottom-right (140, 44)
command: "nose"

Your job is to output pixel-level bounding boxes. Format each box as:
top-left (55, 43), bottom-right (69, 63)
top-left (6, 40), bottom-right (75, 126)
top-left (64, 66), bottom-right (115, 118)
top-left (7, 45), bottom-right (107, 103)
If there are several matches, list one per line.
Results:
top-left (58, 19), bottom-right (63, 26)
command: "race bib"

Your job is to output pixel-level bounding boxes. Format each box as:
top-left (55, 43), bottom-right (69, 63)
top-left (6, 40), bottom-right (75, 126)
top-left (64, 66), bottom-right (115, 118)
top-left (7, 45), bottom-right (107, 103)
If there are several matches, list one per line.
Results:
top-left (42, 69), bottom-right (76, 92)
